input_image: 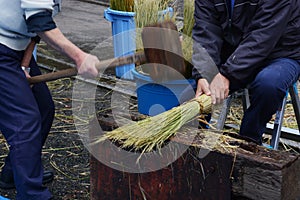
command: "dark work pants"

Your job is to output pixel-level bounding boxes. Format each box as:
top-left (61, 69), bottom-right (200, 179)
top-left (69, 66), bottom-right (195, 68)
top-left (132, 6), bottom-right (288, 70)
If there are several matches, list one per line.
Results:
top-left (0, 43), bottom-right (54, 200)
top-left (238, 58), bottom-right (300, 144)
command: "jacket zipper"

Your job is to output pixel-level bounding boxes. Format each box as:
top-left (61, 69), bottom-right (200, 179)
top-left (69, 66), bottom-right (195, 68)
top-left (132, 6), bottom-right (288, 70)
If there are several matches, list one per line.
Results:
top-left (225, 0), bottom-right (234, 30)
top-left (225, 0), bottom-right (235, 44)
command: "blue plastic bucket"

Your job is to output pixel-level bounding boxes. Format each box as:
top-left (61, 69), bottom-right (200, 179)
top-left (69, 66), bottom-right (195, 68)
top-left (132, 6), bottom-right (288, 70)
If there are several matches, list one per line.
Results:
top-left (104, 8), bottom-right (136, 80)
top-left (0, 195), bottom-right (9, 200)
top-left (132, 68), bottom-right (195, 116)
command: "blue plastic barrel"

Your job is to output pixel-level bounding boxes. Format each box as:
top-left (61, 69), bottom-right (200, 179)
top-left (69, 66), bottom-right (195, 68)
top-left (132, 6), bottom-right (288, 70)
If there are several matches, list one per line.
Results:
top-left (104, 8), bottom-right (136, 80)
top-left (0, 195), bottom-right (9, 200)
top-left (132, 68), bottom-right (195, 116)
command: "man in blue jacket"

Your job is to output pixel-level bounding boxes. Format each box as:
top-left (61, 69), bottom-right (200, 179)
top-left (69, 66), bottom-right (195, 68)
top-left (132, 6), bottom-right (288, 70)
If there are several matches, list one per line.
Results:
top-left (0, 0), bottom-right (99, 199)
top-left (192, 0), bottom-right (300, 144)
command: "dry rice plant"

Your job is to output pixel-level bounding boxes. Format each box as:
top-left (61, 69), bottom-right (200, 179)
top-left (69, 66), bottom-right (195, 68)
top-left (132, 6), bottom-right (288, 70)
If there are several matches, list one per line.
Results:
top-left (182, 0), bottom-right (194, 37)
top-left (94, 95), bottom-right (211, 154)
top-left (134, 0), bottom-right (176, 50)
top-left (181, 0), bottom-right (194, 62)
top-left (134, 0), bottom-right (174, 29)
top-left (110, 0), bottom-right (134, 12)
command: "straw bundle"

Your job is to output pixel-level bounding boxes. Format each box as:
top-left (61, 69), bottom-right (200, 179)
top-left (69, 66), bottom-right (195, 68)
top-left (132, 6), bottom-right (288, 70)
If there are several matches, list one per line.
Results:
top-left (94, 95), bottom-right (211, 154)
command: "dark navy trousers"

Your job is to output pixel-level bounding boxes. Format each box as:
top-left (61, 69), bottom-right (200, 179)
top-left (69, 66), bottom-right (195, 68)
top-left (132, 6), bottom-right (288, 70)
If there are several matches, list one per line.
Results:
top-left (239, 58), bottom-right (300, 144)
top-left (0, 43), bottom-right (54, 200)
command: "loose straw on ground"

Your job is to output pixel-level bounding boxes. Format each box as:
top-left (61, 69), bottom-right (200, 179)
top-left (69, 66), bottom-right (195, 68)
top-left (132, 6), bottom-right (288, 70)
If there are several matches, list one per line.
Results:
top-left (94, 95), bottom-right (212, 154)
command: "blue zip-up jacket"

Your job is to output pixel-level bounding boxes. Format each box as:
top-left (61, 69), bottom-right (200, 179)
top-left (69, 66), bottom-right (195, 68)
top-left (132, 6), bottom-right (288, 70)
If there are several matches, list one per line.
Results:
top-left (192, 0), bottom-right (300, 85)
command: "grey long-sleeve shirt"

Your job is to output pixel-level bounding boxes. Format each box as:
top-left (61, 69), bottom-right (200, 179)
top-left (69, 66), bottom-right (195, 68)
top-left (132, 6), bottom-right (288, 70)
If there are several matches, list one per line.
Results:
top-left (0, 0), bottom-right (54, 50)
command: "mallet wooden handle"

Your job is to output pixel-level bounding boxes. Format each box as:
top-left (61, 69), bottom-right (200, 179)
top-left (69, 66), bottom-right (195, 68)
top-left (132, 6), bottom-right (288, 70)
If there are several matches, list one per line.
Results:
top-left (27, 51), bottom-right (146, 84)
top-left (22, 39), bottom-right (36, 68)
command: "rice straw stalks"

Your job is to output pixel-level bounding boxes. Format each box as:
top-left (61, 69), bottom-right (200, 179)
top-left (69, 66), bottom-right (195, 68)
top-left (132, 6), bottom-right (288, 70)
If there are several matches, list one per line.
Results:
top-left (94, 95), bottom-right (212, 154)
top-left (182, 0), bottom-right (195, 62)
top-left (110, 0), bottom-right (134, 12)
top-left (134, 0), bottom-right (176, 51)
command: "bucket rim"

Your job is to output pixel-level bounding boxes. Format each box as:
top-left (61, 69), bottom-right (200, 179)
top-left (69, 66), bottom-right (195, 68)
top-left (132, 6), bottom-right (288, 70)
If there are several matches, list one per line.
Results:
top-left (105, 7), bottom-right (135, 17)
top-left (132, 68), bottom-right (195, 85)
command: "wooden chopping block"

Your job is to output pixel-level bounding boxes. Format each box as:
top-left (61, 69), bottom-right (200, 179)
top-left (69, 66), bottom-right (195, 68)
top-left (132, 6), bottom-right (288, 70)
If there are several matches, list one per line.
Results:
top-left (90, 114), bottom-right (300, 200)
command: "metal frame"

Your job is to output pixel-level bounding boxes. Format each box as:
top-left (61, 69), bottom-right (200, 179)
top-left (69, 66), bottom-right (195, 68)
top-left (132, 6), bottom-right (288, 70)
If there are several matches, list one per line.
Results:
top-left (215, 82), bottom-right (300, 150)
top-left (270, 82), bottom-right (300, 149)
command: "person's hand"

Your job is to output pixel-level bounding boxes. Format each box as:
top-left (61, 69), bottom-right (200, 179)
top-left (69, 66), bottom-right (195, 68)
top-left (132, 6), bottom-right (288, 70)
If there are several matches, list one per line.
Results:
top-left (24, 70), bottom-right (30, 78)
top-left (21, 67), bottom-right (34, 87)
top-left (195, 78), bottom-right (211, 97)
top-left (209, 73), bottom-right (229, 104)
top-left (76, 53), bottom-right (99, 78)
top-left (21, 67), bottom-right (31, 78)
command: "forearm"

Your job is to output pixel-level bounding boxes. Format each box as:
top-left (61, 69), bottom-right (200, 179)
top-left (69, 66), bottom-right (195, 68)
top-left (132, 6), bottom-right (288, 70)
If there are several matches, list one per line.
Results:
top-left (37, 28), bottom-right (87, 68)
top-left (23, 6), bottom-right (98, 77)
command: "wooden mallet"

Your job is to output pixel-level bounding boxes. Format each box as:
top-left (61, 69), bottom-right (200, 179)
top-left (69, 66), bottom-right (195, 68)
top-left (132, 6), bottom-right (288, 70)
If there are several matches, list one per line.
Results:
top-left (26, 21), bottom-right (190, 84)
